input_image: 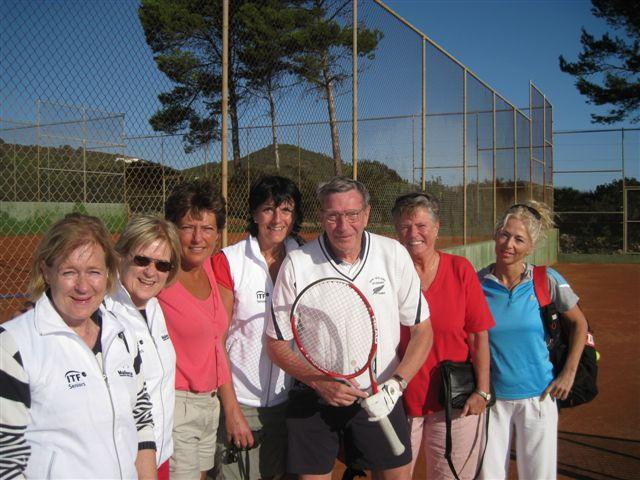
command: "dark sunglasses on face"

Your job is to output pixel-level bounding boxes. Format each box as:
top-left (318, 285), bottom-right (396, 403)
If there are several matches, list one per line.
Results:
top-left (132, 255), bottom-right (173, 273)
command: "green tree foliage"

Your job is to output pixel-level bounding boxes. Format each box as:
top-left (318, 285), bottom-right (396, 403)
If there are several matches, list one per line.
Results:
top-left (555, 177), bottom-right (640, 252)
top-left (290, 0), bottom-right (382, 175)
top-left (559, 0), bottom-right (640, 124)
top-left (237, 1), bottom-right (305, 170)
top-left (138, 0), bottom-right (246, 168)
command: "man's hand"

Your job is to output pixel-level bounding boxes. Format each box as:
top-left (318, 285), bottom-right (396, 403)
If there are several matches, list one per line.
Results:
top-left (360, 378), bottom-right (402, 421)
top-left (312, 378), bottom-right (368, 407)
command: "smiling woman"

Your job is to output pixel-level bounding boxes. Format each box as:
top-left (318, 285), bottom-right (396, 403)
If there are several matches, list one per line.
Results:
top-left (0, 213), bottom-right (157, 479)
top-left (478, 201), bottom-right (590, 479)
top-left (159, 180), bottom-right (230, 480)
top-left (211, 175), bottom-right (304, 480)
top-left (104, 214), bottom-right (182, 478)
top-left (391, 192), bottom-right (494, 480)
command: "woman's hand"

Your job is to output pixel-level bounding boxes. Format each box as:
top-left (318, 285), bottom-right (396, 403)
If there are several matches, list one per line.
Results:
top-left (462, 392), bottom-right (487, 416)
top-left (543, 368), bottom-right (576, 401)
top-left (225, 406), bottom-right (254, 449)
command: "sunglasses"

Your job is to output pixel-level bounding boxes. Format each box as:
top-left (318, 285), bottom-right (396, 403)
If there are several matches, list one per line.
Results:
top-left (132, 255), bottom-right (173, 273)
top-left (509, 204), bottom-right (541, 220)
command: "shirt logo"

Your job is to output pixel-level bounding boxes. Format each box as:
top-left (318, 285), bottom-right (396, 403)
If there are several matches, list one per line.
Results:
top-left (161, 334), bottom-right (170, 341)
top-left (369, 277), bottom-right (386, 295)
top-left (117, 368), bottom-right (134, 378)
top-left (256, 291), bottom-right (269, 303)
top-left (65, 370), bottom-right (87, 389)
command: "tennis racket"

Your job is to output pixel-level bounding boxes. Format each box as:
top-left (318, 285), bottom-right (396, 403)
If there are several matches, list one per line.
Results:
top-left (290, 277), bottom-right (405, 456)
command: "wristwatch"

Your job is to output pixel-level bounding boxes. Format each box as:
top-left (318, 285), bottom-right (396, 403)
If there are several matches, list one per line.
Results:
top-left (392, 374), bottom-right (408, 392)
top-left (474, 388), bottom-right (492, 403)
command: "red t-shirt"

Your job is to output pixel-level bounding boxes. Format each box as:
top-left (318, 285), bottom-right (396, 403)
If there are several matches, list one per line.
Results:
top-left (158, 259), bottom-right (230, 393)
top-left (400, 252), bottom-right (494, 416)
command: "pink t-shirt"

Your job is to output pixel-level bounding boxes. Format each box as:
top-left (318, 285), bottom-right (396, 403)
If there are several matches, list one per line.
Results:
top-left (400, 252), bottom-right (495, 416)
top-left (158, 259), bottom-right (230, 393)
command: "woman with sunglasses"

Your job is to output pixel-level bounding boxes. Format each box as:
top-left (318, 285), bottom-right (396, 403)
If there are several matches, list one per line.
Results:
top-left (159, 180), bottom-right (230, 480)
top-left (104, 214), bottom-right (181, 480)
top-left (478, 201), bottom-right (588, 479)
top-left (391, 192), bottom-right (494, 479)
top-left (211, 175), bottom-right (304, 479)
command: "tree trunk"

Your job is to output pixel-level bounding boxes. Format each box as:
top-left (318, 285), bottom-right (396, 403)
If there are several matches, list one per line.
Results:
top-left (267, 85), bottom-right (280, 171)
top-left (322, 61), bottom-right (342, 176)
top-left (228, 82), bottom-right (242, 172)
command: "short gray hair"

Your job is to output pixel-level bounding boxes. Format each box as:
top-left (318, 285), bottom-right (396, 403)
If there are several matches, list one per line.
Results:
top-left (316, 176), bottom-right (370, 207)
top-left (391, 192), bottom-right (440, 223)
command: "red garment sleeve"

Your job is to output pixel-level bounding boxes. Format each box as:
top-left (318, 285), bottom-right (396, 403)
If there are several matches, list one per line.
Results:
top-left (211, 252), bottom-right (233, 291)
top-left (459, 257), bottom-right (495, 333)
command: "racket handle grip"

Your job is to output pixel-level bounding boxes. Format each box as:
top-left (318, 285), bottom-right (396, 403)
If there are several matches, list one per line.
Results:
top-left (378, 415), bottom-right (405, 456)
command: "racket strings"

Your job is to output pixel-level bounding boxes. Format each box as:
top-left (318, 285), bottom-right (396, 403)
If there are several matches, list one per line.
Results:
top-left (293, 280), bottom-right (374, 377)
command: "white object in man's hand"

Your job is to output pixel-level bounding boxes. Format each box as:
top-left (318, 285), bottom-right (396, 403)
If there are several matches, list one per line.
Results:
top-left (360, 378), bottom-right (403, 421)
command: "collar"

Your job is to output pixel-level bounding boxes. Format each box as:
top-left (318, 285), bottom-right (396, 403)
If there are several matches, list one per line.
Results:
top-left (481, 263), bottom-right (535, 288)
top-left (104, 280), bottom-right (160, 327)
top-left (34, 291), bottom-right (125, 342)
top-left (248, 234), bottom-right (300, 264)
top-left (320, 231), bottom-right (367, 265)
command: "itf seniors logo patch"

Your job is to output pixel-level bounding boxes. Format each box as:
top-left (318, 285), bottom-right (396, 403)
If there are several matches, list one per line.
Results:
top-left (256, 291), bottom-right (269, 303)
top-left (369, 277), bottom-right (386, 295)
top-left (65, 370), bottom-right (87, 389)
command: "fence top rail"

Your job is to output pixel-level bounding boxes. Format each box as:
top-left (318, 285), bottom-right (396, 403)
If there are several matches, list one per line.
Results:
top-left (554, 127), bottom-right (640, 134)
top-left (374, 0), bottom-right (533, 122)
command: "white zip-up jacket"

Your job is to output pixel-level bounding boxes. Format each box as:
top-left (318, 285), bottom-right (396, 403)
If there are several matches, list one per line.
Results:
top-left (103, 282), bottom-right (176, 466)
top-left (0, 293), bottom-right (156, 479)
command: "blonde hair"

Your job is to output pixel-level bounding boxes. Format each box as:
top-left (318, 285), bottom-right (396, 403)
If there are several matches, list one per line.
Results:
top-left (495, 200), bottom-right (555, 247)
top-left (29, 213), bottom-right (118, 299)
top-left (115, 214), bottom-right (181, 285)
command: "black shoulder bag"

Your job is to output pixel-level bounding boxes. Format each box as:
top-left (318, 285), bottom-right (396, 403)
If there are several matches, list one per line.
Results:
top-left (439, 360), bottom-right (495, 480)
top-left (532, 266), bottom-right (598, 408)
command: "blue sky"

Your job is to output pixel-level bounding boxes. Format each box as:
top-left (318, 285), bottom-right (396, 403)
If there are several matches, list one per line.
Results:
top-left (1, 0), bottom-right (636, 189)
top-left (383, 0), bottom-right (633, 131)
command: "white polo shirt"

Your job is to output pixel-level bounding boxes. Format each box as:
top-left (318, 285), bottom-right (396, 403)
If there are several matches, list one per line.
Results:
top-left (220, 235), bottom-right (301, 407)
top-left (267, 231), bottom-right (430, 389)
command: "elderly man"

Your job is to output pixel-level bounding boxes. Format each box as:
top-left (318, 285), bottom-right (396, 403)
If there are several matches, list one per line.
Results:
top-left (266, 177), bottom-right (433, 479)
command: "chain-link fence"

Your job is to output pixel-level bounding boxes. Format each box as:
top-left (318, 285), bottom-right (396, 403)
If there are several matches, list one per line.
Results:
top-left (554, 127), bottom-right (640, 255)
top-left (0, 0), bottom-right (552, 319)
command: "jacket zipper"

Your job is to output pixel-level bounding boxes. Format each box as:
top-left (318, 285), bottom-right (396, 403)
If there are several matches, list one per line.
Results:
top-left (46, 450), bottom-right (57, 478)
top-left (144, 311), bottom-right (165, 465)
top-left (100, 357), bottom-right (124, 479)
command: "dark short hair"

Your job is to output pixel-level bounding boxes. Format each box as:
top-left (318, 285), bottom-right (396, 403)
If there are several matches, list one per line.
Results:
top-left (165, 180), bottom-right (226, 230)
top-left (247, 176), bottom-right (303, 237)
top-left (391, 192), bottom-right (440, 223)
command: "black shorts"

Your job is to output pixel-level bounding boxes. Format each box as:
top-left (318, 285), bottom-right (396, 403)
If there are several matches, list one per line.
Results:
top-left (285, 387), bottom-right (412, 475)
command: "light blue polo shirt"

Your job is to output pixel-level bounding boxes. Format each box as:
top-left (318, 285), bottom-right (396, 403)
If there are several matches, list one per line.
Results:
top-left (478, 264), bottom-right (579, 400)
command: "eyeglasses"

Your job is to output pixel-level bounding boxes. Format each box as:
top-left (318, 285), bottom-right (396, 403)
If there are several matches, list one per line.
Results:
top-left (322, 209), bottom-right (364, 224)
top-left (132, 255), bottom-right (173, 273)
top-left (509, 204), bottom-right (541, 220)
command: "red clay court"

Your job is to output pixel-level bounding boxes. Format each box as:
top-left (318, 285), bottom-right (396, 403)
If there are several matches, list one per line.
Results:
top-left (331, 262), bottom-right (640, 480)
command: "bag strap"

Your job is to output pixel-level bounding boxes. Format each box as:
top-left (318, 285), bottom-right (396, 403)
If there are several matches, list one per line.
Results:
top-left (533, 265), bottom-right (563, 341)
top-left (533, 265), bottom-right (551, 307)
top-left (443, 388), bottom-right (491, 480)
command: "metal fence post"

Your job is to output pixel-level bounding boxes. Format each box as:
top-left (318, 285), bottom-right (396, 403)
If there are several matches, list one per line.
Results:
top-left (221, 0), bottom-right (229, 248)
top-left (421, 36), bottom-right (426, 192)
top-left (493, 92), bottom-right (497, 225)
top-left (352, 0), bottom-right (358, 181)
top-left (463, 69), bottom-right (467, 244)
